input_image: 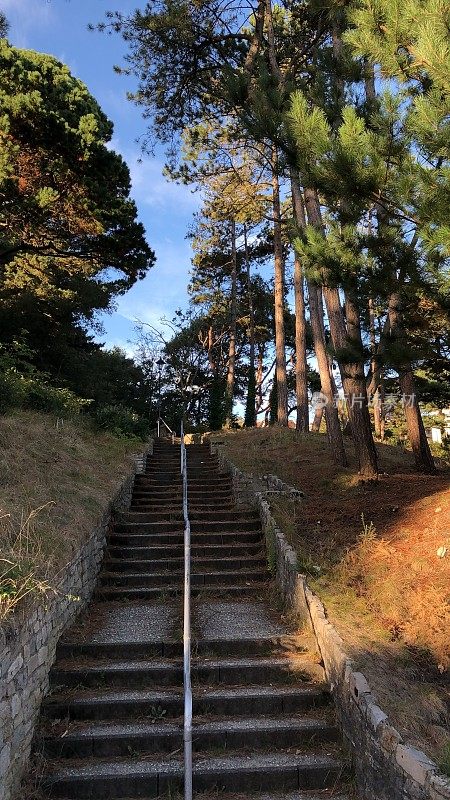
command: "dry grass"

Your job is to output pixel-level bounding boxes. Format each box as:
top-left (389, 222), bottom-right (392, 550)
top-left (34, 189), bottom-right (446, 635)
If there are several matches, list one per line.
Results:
top-left (0, 410), bottom-right (141, 618)
top-left (214, 427), bottom-right (450, 765)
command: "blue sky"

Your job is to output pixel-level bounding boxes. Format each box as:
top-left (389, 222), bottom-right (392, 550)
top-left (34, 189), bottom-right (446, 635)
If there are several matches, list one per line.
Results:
top-left (3, 0), bottom-right (201, 354)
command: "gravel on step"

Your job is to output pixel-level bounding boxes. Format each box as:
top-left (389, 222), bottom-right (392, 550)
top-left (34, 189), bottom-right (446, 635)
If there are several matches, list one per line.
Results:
top-left (196, 600), bottom-right (286, 639)
top-left (60, 601), bottom-right (177, 644)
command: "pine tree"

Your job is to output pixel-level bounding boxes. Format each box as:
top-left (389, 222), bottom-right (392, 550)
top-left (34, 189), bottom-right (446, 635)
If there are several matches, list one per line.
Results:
top-left (0, 41), bottom-right (154, 309)
top-left (103, 0), bottom-right (448, 471)
top-left (0, 12), bottom-right (8, 37)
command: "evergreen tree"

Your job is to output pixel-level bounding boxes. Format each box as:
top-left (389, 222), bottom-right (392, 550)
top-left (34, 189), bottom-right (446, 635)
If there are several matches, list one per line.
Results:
top-left (0, 42), bottom-right (154, 325)
top-left (209, 374), bottom-right (226, 430)
top-left (0, 12), bottom-right (8, 38)
top-left (0, 41), bottom-right (155, 428)
top-left (102, 0), bottom-right (448, 470)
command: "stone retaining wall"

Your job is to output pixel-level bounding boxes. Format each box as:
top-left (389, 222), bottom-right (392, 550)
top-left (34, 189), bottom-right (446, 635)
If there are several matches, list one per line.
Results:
top-left (0, 443), bottom-right (152, 800)
top-left (213, 446), bottom-right (450, 800)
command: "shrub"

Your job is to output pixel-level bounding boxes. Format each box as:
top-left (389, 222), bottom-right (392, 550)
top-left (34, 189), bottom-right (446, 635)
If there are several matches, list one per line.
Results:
top-left (0, 366), bottom-right (92, 417)
top-left (93, 404), bottom-right (150, 440)
top-left (0, 371), bottom-right (27, 414)
top-left (23, 380), bottom-right (91, 416)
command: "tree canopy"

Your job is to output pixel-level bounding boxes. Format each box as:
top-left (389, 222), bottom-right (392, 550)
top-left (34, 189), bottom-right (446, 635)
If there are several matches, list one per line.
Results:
top-left (0, 39), bottom-right (156, 437)
top-left (97, 0), bottom-right (449, 472)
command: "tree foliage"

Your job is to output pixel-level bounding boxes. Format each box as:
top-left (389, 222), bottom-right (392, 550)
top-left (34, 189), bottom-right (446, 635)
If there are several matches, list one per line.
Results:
top-left (0, 41), bottom-right (155, 311)
top-left (0, 40), bottom-right (156, 437)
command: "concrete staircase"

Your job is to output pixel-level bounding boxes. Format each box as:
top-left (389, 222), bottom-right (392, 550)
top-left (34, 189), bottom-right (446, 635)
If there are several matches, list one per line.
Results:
top-left (32, 440), bottom-right (351, 799)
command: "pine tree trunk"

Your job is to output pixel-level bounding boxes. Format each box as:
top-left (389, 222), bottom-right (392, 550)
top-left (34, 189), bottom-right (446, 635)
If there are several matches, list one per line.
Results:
top-left (293, 253), bottom-right (309, 432)
top-left (272, 147), bottom-right (288, 426)
top-left (256, 344), bottom-right (264, 413)
top-left (244, 224), bottom-right (256, 427)
top-left (288, 181), bottom-right (309, 434)
top-left (388, 291), bottom-right (436, 473)
top-left (225, 218), bottom-right (237, 424)
top-left (327, 22), bottom-right (378, 477)
top-left (311, 404), bottom-right (324, 432)
top-left (308, 281), bottom-right (348, 465)
top-left (290, 172), bottom-right (347, 463)
top-left (207, 325), bottom-right (216, 373)
top-left (311, 406), bottom-right (323, 433)
top-left (368, 297), bottom-right (385, 439)
top-left (304, 186), bottom-right (378, 479)
top-left (324, 282), bottom-right (378, 478)
top-left (269, 376), bottom-right (278, 425)
top-left (344, 286), bottom-right (379, 477)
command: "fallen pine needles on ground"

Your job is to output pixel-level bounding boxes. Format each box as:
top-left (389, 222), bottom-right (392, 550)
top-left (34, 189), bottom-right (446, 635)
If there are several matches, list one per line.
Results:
top-left (215, 427), bottom-right (450, 767)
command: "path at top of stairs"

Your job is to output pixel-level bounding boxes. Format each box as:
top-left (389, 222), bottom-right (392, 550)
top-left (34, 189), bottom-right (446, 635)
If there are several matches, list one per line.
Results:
top-left (26, 439), bottom-right (352, 800)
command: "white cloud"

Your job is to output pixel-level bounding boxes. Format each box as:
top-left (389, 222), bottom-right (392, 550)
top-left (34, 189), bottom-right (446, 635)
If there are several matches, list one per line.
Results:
top-left (3, 0), bottom-right (55, 45)
top-left (57, 51), bottom-right (77, 75)
top-left (103, 339), bottom-right (136, 359)
top-left (131, 159), bottom-right (201, 212)
top-left (101, 89), bottom-right (133, 120)
top-left (104, 138), bottom-right (200, 211)
top-left (109, 143), bottom-right (202, 213)
top-left (117, 250), bottom-right (191, 326)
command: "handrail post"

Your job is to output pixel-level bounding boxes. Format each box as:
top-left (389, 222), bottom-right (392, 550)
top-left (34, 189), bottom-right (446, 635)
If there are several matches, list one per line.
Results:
top-left (181, 421), bottom-right (193, 800)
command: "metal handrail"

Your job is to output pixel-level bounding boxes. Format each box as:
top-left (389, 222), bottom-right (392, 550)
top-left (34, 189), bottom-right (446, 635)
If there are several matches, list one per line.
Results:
top-left (157, 416), bottom-right (173, 438)
top-left (180, 421), bottom-right (193, 800)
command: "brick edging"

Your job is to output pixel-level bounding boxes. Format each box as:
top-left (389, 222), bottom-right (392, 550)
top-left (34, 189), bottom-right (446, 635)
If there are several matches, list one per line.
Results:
top-left (212, 445), bottom-right (450, 800)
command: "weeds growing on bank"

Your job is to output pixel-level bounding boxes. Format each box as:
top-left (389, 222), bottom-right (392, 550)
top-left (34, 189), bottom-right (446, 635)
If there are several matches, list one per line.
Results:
top-left (0, 410), bottom-right (141, 618)
top-left (440, 742), bottom-right (450, 777)
top-left (0, 504), bottom-right (56, 617)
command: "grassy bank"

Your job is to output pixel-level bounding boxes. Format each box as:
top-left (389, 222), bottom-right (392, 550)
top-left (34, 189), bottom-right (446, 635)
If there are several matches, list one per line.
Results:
top-left (214, 428), bottom-right (450, 768)
top-left (0, 411), bottom-right (142, 619)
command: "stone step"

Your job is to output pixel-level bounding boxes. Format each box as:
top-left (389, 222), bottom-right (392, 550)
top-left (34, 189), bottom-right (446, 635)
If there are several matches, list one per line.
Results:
top-left (43, 751), bottom-right (342, 798)
top-left (56, 635), bottom-right (307, 662)
top-left (132, 485), bottom-right (232, 496)
top-left (113, 519), bottom-right (184, 533)
top-left (147, 455), bottom-right (218, 464)
top-left (135, 479), bottom-right (183, 488)
top-left (42, 715), bottom-right (338, 758)
top-left (127, 509), bottom-right (258, 522)
top-left (133, 480), bottom-right (232, 491)
top-left (108, 531), bottom-right (262, 547)
top-left (129, 502), bottom-right (234, 513)
top-left (94, 793), bottom-right (349, 800)
top-left (94, 582), bottom-right (270, 601)
top-left (143, 469), bottom-right (220, 478)
top-left (187, 479), bottom-right (232, 489)
top-left (117, 515), bottom-right (261, 532)
top-left (103, 555), bottom-right (267, 572)
top-left (130, 494), bottom-right (233, 507)
top-left (131, 495), bottom-right (232, 504)
top-left (107, 542), bottom-right (264, 559)
top-left (187, 519), bottom-right (261, 532)
top-left (189, 793), bottom-right (350, 800)
top-left (126, 508), bottom-right (184, 520)
top-left (145, 463), bottom-right (216, 471)
top-left (155, 440), bottom-right (207, 445)
top-left (138, 474), bottom-right (231, 484)
top-left (148, 454), bottom-right (214, 462)
top-left (148, 453), bottom-right (216, 461)
top-left (44, 684), bottom-right (329, 722)
top-left (98, 568), bottom-right (268, 588)
top-left (124, 511), bottom-right (257, 524)
top-left (50, 655), bottom-right (324, 689)
top-left (187, 492), bottom-right (235, 500)
top-left (137, 470), bottom-right (228, 480)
